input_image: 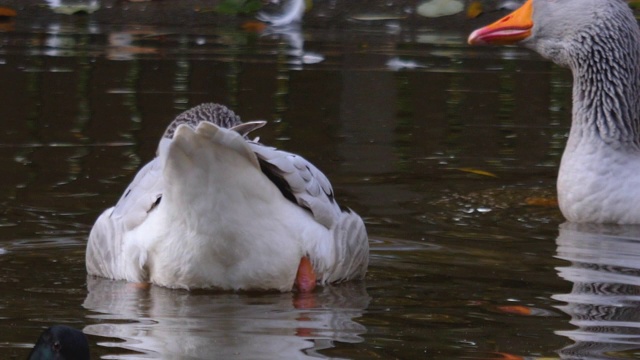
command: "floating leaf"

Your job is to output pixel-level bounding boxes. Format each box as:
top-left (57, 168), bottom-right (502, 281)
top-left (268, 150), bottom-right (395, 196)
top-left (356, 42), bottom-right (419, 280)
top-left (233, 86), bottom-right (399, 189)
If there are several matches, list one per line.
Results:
top-left (350, 13), bottom-right (408, 21)
top-left (497, 305), bottom-right (532, 316)
top-left (490, 352), bottom-right (526, 360)
top-left (466, 1), bottom-right (483, 19)
top-left (0, 6), bottom-right (17, 18)
top-left (48, 3), bottom-right (100, 15)
top-left (456, 168), bottom-right (498, 178)
top-left (524, 197), bottom-right (558, 207)
top-left (417, 0), bottom-right (464, 18)
top-left (241, 20), bottom-right (267, 33)
top-left (496, 305), bottom-right (558, 317)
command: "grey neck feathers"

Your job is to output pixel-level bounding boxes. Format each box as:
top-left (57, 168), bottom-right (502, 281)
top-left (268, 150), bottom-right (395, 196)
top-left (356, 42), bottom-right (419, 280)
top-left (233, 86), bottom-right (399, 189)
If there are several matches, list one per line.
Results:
top-left (568, 8), bottom-right (640, 149)
top-left (163, 103), bottom-right (242, 139)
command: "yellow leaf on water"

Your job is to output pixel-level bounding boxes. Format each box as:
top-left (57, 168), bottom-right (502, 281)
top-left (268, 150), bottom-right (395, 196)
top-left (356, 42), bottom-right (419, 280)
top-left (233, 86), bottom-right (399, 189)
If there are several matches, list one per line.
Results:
top-left (456, 168), bottom-right (498, 178)
top-left (466, 1), bottom-right (483, 19)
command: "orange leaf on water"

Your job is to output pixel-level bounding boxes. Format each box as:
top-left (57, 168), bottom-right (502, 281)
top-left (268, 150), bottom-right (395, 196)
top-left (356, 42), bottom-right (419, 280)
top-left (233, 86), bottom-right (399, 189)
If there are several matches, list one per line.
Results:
top-left (497, 305), bottom-right (532, 315)
top-left (0, 7), bottom-right (17, 18)
top-left (524, 197), bottom-right (558, 207)
top-left (490, 352), bottom-right (525, 360)
top-left (241, 20), bottom-right (267, 33)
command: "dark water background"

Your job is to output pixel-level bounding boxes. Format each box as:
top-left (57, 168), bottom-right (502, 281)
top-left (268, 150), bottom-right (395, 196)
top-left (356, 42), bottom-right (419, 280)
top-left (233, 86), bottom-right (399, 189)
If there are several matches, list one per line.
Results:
top-left (2, 1), bottom-right (640, 359)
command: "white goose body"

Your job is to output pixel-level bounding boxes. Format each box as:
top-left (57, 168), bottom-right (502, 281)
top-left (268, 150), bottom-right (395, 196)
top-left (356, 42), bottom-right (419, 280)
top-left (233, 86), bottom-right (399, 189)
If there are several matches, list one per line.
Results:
top-left (469, 0), bottom-right (640, 224)
top-left (559, 131), bottom-right (640, 223)
top-left (87, 104), bottom-right (368, 291)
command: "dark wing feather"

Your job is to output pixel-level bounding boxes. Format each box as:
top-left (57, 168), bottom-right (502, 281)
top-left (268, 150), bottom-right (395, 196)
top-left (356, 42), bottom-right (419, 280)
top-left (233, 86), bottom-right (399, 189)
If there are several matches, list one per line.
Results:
top-left (248, 142), bottom-right (341, 229)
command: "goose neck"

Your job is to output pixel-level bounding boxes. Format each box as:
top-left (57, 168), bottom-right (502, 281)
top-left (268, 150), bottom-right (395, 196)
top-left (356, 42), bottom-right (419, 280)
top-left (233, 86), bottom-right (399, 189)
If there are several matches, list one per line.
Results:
top-left (568, 20), bottom-right (640, 149)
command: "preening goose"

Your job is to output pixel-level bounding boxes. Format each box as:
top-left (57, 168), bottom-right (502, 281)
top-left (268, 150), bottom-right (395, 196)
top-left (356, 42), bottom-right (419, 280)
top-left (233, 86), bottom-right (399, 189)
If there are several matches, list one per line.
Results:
top-left (469, 0), bottom-right (640, 224)
top-left (86, 103), bottom-right (369, 291)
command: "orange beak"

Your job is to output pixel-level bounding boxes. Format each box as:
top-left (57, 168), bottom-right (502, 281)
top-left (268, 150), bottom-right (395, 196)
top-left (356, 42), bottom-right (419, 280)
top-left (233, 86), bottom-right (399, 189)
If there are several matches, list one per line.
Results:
top-left (468, 0), bottom-right (534, 45)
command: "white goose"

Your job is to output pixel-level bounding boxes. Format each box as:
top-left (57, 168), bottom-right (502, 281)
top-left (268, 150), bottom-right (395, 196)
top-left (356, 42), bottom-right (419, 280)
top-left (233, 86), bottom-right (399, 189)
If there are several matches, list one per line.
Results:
top-left (469, 0), bottom-right (640, 224)
top-left (86, 103), bottom-right (369, 291)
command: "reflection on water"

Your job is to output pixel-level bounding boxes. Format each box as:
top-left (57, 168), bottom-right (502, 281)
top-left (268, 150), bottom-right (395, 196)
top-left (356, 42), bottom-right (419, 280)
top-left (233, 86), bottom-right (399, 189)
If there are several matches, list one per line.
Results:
top-left (83, 277), bottom-right (369, 359)
top-left (260, 23), bottom-right (325, 67)
top-left (554, 223), bottom-right (640, 359)
top-left (45, 0), bottom-right (100, 15)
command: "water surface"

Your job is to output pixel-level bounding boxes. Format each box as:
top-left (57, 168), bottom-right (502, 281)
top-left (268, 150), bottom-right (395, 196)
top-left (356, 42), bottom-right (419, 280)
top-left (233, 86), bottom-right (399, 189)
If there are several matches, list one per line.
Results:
top-left (1, 5), bottom-right (639, 359)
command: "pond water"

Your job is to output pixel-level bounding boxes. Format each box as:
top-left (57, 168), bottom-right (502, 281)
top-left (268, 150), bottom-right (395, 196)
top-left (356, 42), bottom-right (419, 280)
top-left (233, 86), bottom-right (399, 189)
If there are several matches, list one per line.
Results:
top-left (2, 3), bottom-right (640, 359)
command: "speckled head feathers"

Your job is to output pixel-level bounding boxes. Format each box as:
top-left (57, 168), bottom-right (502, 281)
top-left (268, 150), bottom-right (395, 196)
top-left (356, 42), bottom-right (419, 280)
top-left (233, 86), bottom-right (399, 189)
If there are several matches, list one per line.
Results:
top-left (163, 103), bottom-right (242, 139)
top-left (523, 0), bottom-right (638, 67)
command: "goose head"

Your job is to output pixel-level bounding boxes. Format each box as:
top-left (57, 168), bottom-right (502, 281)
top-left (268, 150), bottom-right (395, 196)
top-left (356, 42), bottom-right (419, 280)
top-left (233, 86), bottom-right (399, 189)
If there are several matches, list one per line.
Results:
top-left (468, 0), bottom-right (640, 147)
top-left (468, 0), bottom-right (640, 69)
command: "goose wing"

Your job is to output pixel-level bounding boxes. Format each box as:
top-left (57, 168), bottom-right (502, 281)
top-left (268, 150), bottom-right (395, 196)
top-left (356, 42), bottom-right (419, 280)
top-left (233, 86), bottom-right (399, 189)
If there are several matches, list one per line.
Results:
top-left (248, 142), bottom-right (340, 228)
top-left (87, 138), bottom-right (168, 282)
top-left (109, 151), bottom-right (164, 231)
top-left (248, 142), bottom-right (369, 282)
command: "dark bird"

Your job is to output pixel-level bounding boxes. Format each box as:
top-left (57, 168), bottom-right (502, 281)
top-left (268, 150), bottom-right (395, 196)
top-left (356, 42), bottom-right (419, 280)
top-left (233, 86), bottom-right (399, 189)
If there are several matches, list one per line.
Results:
top-left (28, 325), bottom-right (90, 360)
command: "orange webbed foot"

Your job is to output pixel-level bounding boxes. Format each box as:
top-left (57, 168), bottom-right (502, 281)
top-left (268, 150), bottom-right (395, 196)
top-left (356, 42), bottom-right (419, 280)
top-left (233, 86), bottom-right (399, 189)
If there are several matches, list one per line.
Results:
top-left (295, 256), bottom-right (317, 293)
